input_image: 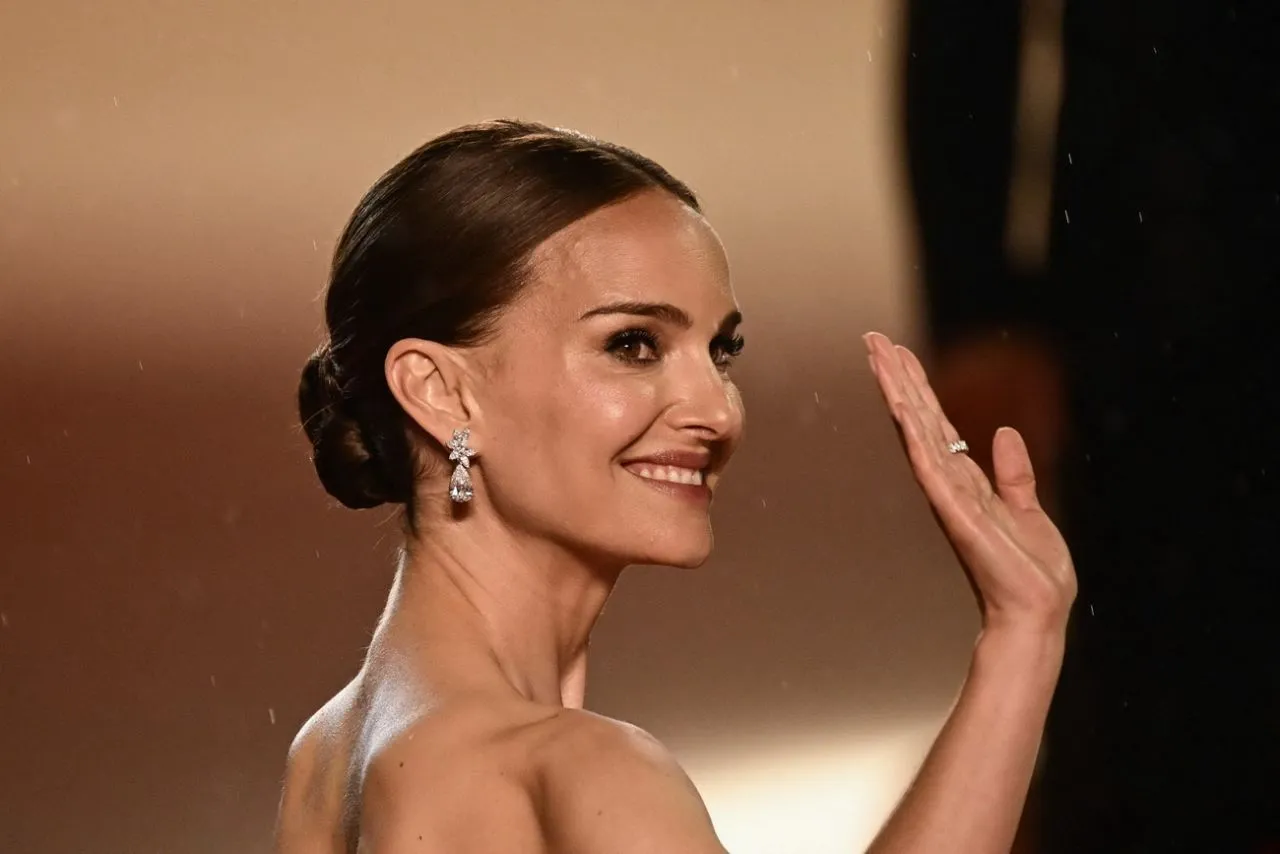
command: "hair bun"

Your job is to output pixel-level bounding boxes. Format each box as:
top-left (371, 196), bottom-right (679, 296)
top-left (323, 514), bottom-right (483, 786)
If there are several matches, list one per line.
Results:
top-left (298, 347), bottom-right (398, 509)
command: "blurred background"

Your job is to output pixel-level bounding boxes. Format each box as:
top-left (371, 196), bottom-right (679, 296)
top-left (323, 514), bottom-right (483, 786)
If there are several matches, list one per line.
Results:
top-left (1, 1), bottom-right (1275, 852)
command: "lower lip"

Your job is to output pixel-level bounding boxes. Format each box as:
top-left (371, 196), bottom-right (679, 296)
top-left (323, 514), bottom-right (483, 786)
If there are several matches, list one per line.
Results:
top-left (626, 470), bottom-right (712, 503)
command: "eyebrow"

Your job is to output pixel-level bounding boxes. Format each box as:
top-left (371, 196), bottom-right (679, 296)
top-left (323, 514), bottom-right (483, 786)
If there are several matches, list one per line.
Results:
top-left (579, 301), bottom-right (743, 333)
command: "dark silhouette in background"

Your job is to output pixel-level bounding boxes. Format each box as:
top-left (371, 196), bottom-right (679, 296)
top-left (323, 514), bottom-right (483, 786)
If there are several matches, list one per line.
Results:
top-left (903, 0), bottom-right (1279, 851)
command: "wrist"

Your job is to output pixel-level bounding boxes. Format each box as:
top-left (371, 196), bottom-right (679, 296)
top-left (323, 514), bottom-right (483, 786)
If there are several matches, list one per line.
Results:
top-left (982, 605), bottom-right (1070, 644)
top-left (972, 625), bottom-right (1065, 684)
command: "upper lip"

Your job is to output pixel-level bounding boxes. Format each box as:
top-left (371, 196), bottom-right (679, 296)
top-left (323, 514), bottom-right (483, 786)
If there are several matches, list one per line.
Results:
top-left (621, 449), bottom-right (713, 472)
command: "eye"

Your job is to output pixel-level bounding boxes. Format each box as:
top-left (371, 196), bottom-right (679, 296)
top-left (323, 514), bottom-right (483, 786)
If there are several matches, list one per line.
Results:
top-left (711, 333), bottom-right (746, 370)
top-left (606, 328), bottom-right (661, 364)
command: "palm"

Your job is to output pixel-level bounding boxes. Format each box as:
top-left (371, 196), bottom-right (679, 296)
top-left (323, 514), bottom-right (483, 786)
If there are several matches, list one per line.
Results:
top-left (866, 333), bottom-right (1076, 631)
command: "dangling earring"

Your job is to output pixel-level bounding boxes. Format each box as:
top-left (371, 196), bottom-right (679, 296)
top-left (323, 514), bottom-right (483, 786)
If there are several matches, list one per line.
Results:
top-left (447, 427), bottom-right (476, 503)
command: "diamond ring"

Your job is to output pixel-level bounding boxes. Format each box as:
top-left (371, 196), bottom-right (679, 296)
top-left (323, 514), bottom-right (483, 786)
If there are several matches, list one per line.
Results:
top-left (947, 440), bottom-right (970, 455)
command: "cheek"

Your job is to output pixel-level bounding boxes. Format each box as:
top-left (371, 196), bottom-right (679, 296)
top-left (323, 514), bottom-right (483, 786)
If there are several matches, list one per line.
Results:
top-left (572, 380), bottom-right (658, 440)
top-left (548, 373), bottom-right (661, 475)
top-left (490, 363), bottom-right (659, 471)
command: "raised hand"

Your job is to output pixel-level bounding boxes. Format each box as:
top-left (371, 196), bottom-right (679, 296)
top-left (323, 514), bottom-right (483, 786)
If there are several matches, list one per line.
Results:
top-left (864, 332), bottom-right (1076, 636)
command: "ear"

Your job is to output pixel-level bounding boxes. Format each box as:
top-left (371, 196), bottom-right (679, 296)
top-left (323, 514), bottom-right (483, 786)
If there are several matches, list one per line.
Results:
top-left (385, 338), bottom-right (481, 451)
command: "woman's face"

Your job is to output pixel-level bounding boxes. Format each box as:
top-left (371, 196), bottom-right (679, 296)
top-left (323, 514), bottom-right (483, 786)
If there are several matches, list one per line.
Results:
top-left (472, 190), bottom-right (745, 569)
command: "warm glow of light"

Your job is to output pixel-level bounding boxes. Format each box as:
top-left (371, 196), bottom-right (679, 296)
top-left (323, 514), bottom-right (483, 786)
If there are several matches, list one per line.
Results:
top-left (683, 719), bottom-right (943, 854)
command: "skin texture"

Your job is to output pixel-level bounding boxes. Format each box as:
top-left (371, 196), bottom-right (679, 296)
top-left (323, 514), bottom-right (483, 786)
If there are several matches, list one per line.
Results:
top-left (275, 190), bottom-right (1076, 853)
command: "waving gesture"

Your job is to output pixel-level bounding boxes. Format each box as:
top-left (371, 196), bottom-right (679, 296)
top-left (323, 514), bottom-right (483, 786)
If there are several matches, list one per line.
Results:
top-left (865, 332), bottom-right (1076, 636)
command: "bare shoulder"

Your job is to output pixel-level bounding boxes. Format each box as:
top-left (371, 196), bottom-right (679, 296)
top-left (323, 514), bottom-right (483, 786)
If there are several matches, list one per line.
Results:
top-left (351, 703), bottom-right (725, 854)
top-left (353, 697), bottom-right (557, 853)
top-left (531, 710), bottom-right (728, 854)
top-left (276, 684), bottom-right (360, 854)
top-left (279, 687), bottom-right (547, 853)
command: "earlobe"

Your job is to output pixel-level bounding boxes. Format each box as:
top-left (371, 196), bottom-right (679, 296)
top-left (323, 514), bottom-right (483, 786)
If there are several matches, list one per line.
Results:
top-left (384, 338), bottom-right (475, 450)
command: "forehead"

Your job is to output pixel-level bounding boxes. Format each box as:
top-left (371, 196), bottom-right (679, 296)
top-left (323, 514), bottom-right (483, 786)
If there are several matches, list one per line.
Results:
top-left (519, 190), bottom-right (736, 323)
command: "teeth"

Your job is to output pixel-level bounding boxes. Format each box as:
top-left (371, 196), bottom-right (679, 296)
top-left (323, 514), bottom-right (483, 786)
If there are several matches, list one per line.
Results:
top-left (633, 465), bottom-right (704, 486)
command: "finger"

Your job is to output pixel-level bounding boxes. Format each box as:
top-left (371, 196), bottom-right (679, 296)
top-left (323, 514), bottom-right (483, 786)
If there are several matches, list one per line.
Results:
top-left (894, 345), bottom-right (998, 499)
top-left (870, 338), bottom-right (921, 409)
top-left (896, 345), bottom-right (957, 450)
top-left (991, 427), bottom-right (1041, 511)
top-left (868, 335), bottom-right (934, 430)
top-left (892, 400), bottom-right (950, 485)
top-left (894, 403), bottom-right (1002, 559)
top-left (871, 336), bottom-right (985, 506)
top-left (874, 356), bottom-right (947, 471)
top-left (885, 342), bottom-right (928, 411)
top-left (895, 394), bottom-right (998, 520)
top-left (866, 335), bottom-right (911, 412)
top-left (893, 348), bottom-right (962, 466)
top-left (896, 346), bottom-right (962, 444)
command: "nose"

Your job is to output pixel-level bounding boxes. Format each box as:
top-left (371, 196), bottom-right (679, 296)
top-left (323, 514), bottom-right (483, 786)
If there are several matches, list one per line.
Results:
top-left (664, 353), bottom-right (744, 440)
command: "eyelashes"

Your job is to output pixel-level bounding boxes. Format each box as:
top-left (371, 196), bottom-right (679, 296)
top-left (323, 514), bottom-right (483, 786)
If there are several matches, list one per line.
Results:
top-left (605, 327), bottom-right (746, 369)
top-left (716, 333), bottom-right (747, 362)
top-left (605, 328), bottom-right (661, 363)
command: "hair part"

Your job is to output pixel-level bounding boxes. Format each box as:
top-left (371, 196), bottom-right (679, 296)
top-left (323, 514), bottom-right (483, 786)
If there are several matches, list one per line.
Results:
top-left (298, 119), bottom-right (700, 518)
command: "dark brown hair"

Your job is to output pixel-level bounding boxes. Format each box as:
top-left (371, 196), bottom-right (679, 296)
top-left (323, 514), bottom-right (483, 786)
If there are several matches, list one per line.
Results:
top-left (298, 119), bottom-right (700, 513)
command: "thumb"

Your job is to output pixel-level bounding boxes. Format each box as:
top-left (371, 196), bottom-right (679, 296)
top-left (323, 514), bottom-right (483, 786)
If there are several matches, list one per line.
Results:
top-left (992, 427), bottom-right (1041, 511)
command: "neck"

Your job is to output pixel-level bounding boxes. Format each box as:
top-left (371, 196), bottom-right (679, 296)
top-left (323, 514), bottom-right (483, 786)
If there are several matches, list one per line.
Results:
top-left (375, 511), bottom-right (622, 709)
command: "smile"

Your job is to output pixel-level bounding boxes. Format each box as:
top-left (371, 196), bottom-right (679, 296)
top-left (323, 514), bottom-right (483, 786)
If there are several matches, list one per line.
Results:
top-left (626, 464), bottom-right (705, 486)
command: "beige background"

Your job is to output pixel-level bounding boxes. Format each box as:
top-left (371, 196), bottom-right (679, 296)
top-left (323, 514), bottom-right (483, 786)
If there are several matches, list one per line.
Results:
top-left (1, 1), bottom-right (979, 851)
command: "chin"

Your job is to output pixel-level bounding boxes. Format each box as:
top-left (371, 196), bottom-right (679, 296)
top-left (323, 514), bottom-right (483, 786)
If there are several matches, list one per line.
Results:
top-left (663, 551), bottom-right (713, 569)
top-left (639, 530), bottom-right (715, 569)
top-left (594, 508), bottom-right (716, 569)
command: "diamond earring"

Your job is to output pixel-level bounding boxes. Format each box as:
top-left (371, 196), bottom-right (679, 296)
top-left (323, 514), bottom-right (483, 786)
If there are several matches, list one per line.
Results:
top-left (447, 427), bottom-right (477, 503)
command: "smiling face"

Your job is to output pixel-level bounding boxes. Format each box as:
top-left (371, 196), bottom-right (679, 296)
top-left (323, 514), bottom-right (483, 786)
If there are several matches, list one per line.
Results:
top-left (469, 189), bottom-right (745, 569)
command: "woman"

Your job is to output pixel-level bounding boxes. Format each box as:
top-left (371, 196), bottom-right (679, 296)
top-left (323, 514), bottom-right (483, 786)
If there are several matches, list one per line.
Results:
top-left (277, 119), bottom-right (1075, 853)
